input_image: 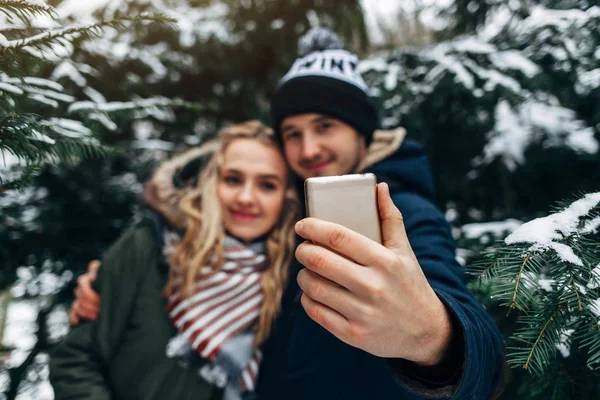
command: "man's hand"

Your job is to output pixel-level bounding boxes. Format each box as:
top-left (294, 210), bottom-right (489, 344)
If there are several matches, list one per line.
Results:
top-left (69, 260), bottom-right (101, 325)
top-left (295, 183), bottom-right (454, 366)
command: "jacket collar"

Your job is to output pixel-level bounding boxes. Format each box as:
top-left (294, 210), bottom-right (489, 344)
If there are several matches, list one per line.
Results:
top-left (356, 127), bottom-right (407, 173)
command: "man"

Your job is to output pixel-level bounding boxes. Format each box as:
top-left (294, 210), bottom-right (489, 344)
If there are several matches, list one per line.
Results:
top-left (70, 28), bottom-right (504, 399)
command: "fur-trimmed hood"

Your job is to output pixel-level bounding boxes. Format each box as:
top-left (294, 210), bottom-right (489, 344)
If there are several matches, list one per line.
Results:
top-left (356, 127), bottom-right (406, 172)
top-left (142, 143), bottom-right (217, 230)
top-left (364, 130), bottom-right (436, 202)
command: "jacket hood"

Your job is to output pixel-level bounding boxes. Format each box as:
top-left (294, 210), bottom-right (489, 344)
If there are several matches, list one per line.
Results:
top-left (142, 143), bottom-right (217, 230)
top-left (358, 127), bottom-right (435, 201)
top-left (356, 127), bottom-right (406, 172)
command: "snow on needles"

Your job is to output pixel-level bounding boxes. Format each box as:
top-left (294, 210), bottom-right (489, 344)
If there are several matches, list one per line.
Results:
top-left (505, 192), bottom-right (600, 265)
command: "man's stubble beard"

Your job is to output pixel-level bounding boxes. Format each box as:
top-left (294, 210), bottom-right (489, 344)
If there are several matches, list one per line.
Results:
top-left (348, 137), bottom-right (367, 175)
top-left (293, 137), bottom-right (366, 179)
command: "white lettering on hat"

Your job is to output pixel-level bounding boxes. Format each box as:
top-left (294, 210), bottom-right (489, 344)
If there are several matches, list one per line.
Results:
top-left (280, 49), bottom-right (368, 91)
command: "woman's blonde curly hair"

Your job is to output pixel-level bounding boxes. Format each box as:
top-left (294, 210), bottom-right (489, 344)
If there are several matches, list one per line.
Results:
top-left (165, 120), bottom-right (300, 347)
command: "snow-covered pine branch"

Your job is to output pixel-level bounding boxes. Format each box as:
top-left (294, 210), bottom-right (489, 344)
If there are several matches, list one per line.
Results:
top-left (0, 3), bottom-right (173, 191)
top-left (360, 5), bottom-right (600, 173)
top-left (0, 0), bottom-right (56, 23)
top-left (67, 97), bottom-right (209, 131)
top-left (0, 14), bottom-right (175, 55)
top-left (0, 112), bottom-right (114, 190)
top-left (68, 97), bottom-right (204, 114)
top-left (505, 193), bottom-right (600, 266)
top-left (470, 192), bottom-right (600, 378)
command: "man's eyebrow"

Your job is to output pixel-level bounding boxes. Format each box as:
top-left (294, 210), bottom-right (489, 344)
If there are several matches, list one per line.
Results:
top-left (281, 124), bottom-right (296, 134)
top-left (311, 115), bottom-right (329, 123)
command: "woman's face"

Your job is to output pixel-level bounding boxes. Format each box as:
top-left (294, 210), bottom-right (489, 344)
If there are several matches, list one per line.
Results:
top-left (217, 138), bottom-right (288, 243)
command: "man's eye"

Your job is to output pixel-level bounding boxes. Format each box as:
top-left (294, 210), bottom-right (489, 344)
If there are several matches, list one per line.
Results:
top-left (318, 122), bottom-right (332, 131)
top-left (284, 132), bottom-right (300, 141)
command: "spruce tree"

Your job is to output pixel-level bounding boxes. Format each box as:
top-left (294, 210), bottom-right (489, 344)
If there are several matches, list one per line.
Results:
top-left (0, 0), bottom-right (171, 191)
top-left (0, 2), bottom-right (368, 398)
top-left (0, 2), bottom-right (172, 398)
top-left (471, 193), bottom-right (600, 399)
top-left (361, 4), bottom-right (600, 222)
top-left (361, 2), bottom-right (599, 397)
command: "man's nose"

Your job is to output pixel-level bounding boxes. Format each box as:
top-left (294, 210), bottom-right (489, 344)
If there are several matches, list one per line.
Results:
top-left (301, 135), bottom-right (321, 160)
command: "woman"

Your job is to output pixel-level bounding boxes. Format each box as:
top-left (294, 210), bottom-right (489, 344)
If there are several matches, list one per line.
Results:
top-left (50, 121), bottom-right (300, 400)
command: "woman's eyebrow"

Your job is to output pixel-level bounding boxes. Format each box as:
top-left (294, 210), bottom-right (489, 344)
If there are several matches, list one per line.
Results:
top-left (224, 169), bottom-right (282, 182)
top-left (258, 174), bottom-right (283, 182)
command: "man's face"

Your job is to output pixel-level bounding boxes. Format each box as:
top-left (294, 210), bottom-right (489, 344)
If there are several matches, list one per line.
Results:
top-left (280, 113), bottom-right (367, 180)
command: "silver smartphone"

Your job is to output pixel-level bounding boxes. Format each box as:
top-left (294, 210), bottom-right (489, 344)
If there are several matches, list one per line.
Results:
top-left (304, 173), bottom-right (381, 243)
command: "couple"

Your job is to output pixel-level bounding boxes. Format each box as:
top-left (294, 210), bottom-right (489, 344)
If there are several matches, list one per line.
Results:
top-left (50, 28), bottom-right (504, 399)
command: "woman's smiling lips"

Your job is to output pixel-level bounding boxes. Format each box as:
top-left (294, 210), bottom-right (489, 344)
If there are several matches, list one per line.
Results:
top-left (230, 209), bottom-right (258, 221)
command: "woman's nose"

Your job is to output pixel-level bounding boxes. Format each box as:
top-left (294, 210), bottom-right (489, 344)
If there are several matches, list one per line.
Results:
top-left (236, 183), bottom-right (256, 204)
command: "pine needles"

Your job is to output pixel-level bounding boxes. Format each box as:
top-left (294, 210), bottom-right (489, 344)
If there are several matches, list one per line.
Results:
top-left (471, 195), bottom-right (600, 387)
top-left (0, 1), bottom-right (172, 190)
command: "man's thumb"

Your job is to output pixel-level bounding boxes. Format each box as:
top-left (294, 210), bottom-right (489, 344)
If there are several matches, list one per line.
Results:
top-left (378, 183), bottom-right (410, 252)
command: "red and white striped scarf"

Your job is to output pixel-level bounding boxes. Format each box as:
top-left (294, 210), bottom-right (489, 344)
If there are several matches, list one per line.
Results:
top-left (165, 233), bottom-right (267, 392)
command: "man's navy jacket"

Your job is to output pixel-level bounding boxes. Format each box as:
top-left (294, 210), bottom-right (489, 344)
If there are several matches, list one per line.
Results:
top-left (256, 140), bottom-right (505, 400)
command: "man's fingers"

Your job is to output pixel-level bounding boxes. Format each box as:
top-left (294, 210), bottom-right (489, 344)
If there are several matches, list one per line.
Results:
top-left (300, 293), bottom-right (350, 340)
top-left (297, 268), bottom-right (365, 319)
top-left (377, 183), bottom-right (411, 253)
top-left (295, 241), bottom-right (367, 293)
top-left (295, 218), bottom-right (384, 266)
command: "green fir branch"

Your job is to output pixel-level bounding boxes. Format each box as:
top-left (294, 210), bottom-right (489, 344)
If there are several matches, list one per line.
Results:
top-left (577, 310), bottom-right (600, 368)
top-left (508, 307), bottom-right (565, 376)
top-left (472, 247), bottom-right (548, 312)
top-left (0, 112), bottom-right (115, 190)
top-left (570, 279), bottom-right (583, 312)
top-left (0, 162), bottom-right (40, 191)
top-left (494, 279), bottom-right (533, 312)
top-left (468, 247), bottom-right (504, 282)
top-left (470, 193), bottom-right (600, 381)
top-left (66, 97), bottom-right (213, 130)
top-left (68, 97), bottom-right (208, 116)
top-left (512, 254), bottom-right (531, 309)
top-left (0, 0), bottom-right (56, 24)
top-left (470, 245), bottom-right (528, 281)
top-left (0, 14), bottom-right (175, 56)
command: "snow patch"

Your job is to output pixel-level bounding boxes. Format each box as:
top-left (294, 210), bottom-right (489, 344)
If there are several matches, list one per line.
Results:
top-left (489, 50), bottom-right (541, 77)
top-left (505, 193), bottom-right (600, 265)
top-left (556, 329), bottom-right (575, 358)
top-left (461, 219), bottom-right (523, 240)
top-left (51, 61), bottom-right (87, 87)
top-left (482, 100), bottom-right (598, 170)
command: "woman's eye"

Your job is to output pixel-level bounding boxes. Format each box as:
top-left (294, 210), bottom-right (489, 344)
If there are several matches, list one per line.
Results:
top-left (224, 176), bottom-right (240, 185)
top-left (260, 181), bottom-right (277, 191)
